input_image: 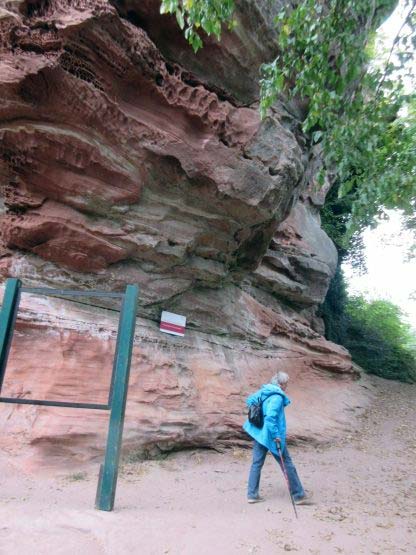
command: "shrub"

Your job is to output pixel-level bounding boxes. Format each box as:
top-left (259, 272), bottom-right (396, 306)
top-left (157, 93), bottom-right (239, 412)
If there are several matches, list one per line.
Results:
top-left (322, 277), bottom-right (416, 383)
top-left (343, 296), bottom-right (416, 383)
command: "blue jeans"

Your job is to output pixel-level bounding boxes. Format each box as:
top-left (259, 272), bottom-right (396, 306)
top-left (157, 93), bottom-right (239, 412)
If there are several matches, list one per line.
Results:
top-left (247, 440), bottom-right (305, 501)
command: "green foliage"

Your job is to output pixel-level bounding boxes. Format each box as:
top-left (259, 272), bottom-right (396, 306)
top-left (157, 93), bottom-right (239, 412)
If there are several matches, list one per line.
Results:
top-left (344, 295), bottom-right (416, 382)
top-left (160, 0), bottom-right (236, 51)
top-left (347, 296), bottom-right (414, 348)
top-left (320, 182), bottom-right (369, 269)
top-left (260, 0), bottom-right (416, 238)
top-left (319, 264), bottom-right (349, 344)
top-left (321, 269), bottom-right (416, 383)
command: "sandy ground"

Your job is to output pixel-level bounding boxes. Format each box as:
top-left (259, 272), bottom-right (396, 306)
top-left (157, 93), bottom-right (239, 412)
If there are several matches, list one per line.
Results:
top-left (0, 376), bottom-right (415, 555)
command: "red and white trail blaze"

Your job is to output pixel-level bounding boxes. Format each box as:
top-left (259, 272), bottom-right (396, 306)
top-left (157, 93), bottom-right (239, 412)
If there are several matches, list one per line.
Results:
top-left (160, 311), bottom-right (186, 337)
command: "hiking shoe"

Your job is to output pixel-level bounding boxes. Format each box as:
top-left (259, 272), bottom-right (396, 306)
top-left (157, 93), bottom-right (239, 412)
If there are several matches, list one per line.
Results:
top-left (247, 496), bottom-right (264, 504)
top-left (294, 491), bottom-right (314, 505)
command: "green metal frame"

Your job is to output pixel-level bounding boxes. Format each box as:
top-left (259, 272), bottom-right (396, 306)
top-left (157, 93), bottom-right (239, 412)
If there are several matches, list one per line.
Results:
top-left (95, 285), bottom-right (138, 511)
top-left (0, 278), bottom-right (139, 511)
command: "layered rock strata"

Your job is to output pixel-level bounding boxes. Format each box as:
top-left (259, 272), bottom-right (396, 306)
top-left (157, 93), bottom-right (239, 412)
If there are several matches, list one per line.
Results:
top-left (0, 0), bottom-right (363, 462)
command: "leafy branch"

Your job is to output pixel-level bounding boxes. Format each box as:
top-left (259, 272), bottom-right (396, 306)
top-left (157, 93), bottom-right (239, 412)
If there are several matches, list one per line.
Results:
top-left (261, 0), bottom-right (416, 241)
top-left (376, 0), bottom-right (416, 94)
top-left (160, 0), bottom-right (235, 51)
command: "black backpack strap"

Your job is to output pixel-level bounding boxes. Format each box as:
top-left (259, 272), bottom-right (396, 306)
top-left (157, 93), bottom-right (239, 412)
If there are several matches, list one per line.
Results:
top-left (262, 392), bottom-right (279, 403)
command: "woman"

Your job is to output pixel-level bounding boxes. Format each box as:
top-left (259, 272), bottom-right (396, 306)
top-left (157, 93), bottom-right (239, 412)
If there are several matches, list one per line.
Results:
top-left (243, 371), bottom-right (312, 505)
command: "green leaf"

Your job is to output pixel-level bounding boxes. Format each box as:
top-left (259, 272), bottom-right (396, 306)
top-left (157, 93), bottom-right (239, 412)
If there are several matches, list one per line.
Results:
top-left (312, 130), bottom-right (323, 143)
top-left (176, 8), bottom-right (185, 29)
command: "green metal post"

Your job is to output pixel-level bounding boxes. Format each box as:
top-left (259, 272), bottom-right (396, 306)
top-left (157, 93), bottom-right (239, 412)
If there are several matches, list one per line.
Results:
top-left (95, 284), bottom-right (139, 511)
top-left (0, 278), bottom-right (21, 389)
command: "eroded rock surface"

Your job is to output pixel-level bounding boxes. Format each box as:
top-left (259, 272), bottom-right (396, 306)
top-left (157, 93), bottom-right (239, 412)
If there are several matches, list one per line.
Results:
top-left (0, 0), bottom-right (360, 461)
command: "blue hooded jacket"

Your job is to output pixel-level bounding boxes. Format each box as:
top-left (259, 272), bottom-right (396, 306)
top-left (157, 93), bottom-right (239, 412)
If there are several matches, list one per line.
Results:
top-left (243, 384), bottom-right (291, 455)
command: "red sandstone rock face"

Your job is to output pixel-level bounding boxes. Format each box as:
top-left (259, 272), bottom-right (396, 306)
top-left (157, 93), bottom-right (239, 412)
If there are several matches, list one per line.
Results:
top-left (0, 0), bottom-right (360, 462)
top-left (0, 293), bottom-right (364, 465)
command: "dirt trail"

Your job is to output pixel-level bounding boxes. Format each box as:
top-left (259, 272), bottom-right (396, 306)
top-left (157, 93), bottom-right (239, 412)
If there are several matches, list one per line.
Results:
top-left (0, 376), bottom-right (415, 555)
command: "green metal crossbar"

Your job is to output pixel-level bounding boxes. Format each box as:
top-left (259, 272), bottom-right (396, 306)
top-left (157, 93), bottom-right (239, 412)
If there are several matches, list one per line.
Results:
top-left (0, 278), bottom-right (139, 511)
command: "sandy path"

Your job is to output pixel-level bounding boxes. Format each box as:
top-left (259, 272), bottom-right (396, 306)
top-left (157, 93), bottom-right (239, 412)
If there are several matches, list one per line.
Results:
top-left (0, 376), bottom-right (415, 555)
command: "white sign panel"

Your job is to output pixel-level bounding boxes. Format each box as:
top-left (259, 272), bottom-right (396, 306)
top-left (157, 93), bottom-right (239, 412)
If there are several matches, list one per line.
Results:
top-left (160, 311), bottom-right (186, 337)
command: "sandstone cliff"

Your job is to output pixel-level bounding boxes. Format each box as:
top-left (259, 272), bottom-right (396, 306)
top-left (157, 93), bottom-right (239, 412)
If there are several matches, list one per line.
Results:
top-left (0, 0), bottom-right (367, 462)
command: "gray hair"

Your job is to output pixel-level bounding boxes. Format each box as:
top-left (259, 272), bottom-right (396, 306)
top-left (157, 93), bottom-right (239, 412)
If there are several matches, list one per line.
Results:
top-left (271, 371), bottom-right (289, 386)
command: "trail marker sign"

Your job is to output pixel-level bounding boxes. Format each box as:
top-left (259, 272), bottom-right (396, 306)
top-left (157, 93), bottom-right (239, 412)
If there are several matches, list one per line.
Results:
top-left (160, 311), bottom-right (186, 336)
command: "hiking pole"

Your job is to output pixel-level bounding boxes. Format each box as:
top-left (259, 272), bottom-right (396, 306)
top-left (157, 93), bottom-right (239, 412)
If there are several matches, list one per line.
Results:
top-left (277, 443), bottom-right (298, 519)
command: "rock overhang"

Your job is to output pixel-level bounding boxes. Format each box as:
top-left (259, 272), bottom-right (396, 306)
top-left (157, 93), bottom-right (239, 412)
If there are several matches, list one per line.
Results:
top-left (0, 0), bottom-right (364, 460)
